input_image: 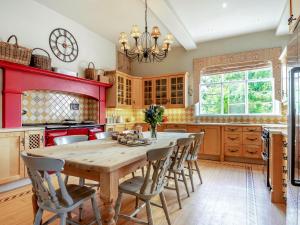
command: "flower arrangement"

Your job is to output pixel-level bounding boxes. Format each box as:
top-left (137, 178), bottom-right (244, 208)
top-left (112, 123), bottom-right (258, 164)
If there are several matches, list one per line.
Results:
top-left (144, 104), bottom-right (165, 139)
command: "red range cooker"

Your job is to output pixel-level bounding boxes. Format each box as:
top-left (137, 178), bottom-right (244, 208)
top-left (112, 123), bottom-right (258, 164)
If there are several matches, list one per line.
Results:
top-left (44, 124), bottom-right (104, 146)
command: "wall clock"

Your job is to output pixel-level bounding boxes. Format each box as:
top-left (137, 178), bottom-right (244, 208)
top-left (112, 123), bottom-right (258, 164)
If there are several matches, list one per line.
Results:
top-left (49, 28), bottom-right (79, 62)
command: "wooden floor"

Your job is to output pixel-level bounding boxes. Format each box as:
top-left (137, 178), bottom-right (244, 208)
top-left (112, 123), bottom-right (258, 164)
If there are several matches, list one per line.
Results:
top-left (0, 160), bottom-right (286, 225)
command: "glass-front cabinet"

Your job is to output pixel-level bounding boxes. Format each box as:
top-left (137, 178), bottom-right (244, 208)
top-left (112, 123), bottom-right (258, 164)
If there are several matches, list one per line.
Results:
top-left (170, 75), bottom-right (185, 107)
top-left (125, 78), bottom-right (132, 105)
top-left (107, 71), bottom-right (187, 108)
top-left (143, 73), bottom-right (187, 108)
top-left (155, 78), bottom-right (168, 105)
top-left (143, 79), bottom-right (153, 106)
top-left (117, 75), bottom-right (125, 105)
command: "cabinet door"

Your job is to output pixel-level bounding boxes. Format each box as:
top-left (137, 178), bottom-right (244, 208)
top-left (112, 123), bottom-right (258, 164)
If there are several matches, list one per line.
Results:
top-left (132, 78), bottom-right (143, 109)
top-left (143, 79), bottom-right (153, 106)
top-left (187, 125), bottom-right (205, 154)
top-left (155, 78), bottom-right (168, 106)
top-left (125, 78), bottom-right (132, 105)
top-left (203, 126), bottom-right (221, 155)
top-left (117, 75), bottom-right (125, 106)
top-left (25, 130), bottom-right (44, 150)
top-left (0, 132), bottom-right (25, 184)
top-left (169, 76), bottom-right (185, 108)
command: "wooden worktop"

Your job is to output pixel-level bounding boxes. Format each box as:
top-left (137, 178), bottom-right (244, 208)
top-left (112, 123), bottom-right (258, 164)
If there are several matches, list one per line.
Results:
top-left (0, 127), bottom-right (44, 133)
top-left (27, 132), bottom-right (190, 173)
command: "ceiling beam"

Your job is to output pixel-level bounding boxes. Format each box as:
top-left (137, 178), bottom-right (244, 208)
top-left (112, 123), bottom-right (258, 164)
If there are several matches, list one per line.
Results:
top-left (142, 0), bottom-right (197, 50)
top-left (276, 1), bottom-right (290, 36)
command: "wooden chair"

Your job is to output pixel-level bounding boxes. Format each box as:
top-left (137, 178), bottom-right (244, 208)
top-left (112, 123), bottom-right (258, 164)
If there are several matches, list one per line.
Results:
top-left (114, 144), bottom-right (176, 225)
top-left (163, 129), bottom-right (187, 133)
top-left (21, 152), bottom-right (102, 225)
top-left (186, 133), bottom-right (205, 192)
top-left (95, 132), bottom-right (112, 140)
top-left (54, 135), bottom-right (98, 221)
top-left (165, 137), bottom-right (194, 209)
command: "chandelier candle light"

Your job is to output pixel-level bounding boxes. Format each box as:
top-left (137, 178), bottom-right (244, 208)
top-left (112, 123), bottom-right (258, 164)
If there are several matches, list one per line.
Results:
top-left (119, 0), bottom-right (174, 63)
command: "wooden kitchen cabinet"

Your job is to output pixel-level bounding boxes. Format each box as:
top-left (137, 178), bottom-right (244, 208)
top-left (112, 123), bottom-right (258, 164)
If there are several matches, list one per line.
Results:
top-left (142, 73), bottom-right (188, 108)
top-left (143, 79), bottom-right (154, 106)
top-left (168, 74), bottom-right (187, 108)
top-left (154, 77), bottom-right (168, 106)
top-left (223, 126), bottom-right (262, 162)
top-left (202, 126), bottom-right (221, 156)
top-left (24, 129), bottom-right (44, 150)
top-left (187, 125), bottom-right (221, 157)
top-left (289, 0), bottom-right (300, 32)
top-left (0, 132), bottom-right (25, 185)
top-left (106, 71), bottom-right (133, 108)
top-left (132, 77), bottom-right (143, 109)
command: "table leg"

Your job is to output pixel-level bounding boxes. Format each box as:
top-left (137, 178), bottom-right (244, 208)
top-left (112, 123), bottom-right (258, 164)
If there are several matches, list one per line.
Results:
top-left (100, 171), bottom-right (119, 225)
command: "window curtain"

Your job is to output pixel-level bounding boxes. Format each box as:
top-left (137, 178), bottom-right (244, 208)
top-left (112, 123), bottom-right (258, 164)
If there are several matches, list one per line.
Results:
top-left (201, 61), bottom-right (272, 76)
top-left (193, 48), bottom-right (282, 104)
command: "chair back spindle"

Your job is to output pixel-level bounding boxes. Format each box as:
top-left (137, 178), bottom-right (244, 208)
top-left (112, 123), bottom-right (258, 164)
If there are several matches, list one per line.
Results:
top-left (21, 152), bottom-right (73, 209)
top-left (170, 138), bottom-right (194, 171)
top-left (140, 145), bottom-right (176, 195)
top-left (188, 133), bottom-right (205, 158)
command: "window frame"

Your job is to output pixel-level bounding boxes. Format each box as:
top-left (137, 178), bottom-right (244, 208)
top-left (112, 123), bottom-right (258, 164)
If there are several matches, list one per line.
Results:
top-left (199, 68), bottom-right (276, 116)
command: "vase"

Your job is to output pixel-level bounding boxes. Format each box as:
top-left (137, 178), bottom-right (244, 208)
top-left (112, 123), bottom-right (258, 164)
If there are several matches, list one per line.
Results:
top-left (150, 125), bottom-right (157, 139)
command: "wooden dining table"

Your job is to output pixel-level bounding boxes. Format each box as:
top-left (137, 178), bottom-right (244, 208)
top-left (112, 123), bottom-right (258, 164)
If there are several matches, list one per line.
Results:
top-left (27, 132), bottom-right (190, 225)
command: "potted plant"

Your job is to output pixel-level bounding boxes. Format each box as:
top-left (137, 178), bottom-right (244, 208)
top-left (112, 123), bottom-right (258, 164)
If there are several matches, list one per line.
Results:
top-left (144, 104), bottom-right (165, 139)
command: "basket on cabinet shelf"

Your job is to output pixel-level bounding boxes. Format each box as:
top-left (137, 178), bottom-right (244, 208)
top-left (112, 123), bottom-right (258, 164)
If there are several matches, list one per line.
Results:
top-left (85, 62), bottom-right (98, 80)
top-left (30, 48), bottom-right (51, 70)
top-left (0, 35), bottom-right (32, 65)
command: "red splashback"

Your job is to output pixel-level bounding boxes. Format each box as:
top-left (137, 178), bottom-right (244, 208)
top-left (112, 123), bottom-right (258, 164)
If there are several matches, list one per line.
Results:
top-left (0, 60), bottom-right (112, 128)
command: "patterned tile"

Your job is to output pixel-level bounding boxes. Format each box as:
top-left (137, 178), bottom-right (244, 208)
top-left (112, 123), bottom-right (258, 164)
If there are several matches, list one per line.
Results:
top-left (22, 91), bottom-right (98, 124)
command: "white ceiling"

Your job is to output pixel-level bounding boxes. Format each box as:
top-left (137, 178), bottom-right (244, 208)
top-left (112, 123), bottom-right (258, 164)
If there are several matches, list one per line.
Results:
top-left (34, 0), bottom-right (288, 50)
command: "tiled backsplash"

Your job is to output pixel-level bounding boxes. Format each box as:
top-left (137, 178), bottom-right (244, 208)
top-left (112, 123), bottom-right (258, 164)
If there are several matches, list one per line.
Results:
top-left (22, 91), bottom-right (98, 124)
top-left (106, 106), bottom-right (287, 124)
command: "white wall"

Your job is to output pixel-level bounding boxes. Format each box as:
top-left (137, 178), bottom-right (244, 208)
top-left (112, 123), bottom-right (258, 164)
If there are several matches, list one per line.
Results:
top-left (132, 30), bottom-right (290, 76)
top-left (0, 0), bottom-right (116, 76)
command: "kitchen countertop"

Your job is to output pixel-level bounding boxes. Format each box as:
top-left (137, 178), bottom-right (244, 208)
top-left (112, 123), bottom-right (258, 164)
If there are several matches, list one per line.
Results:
top-left (0, 127), bottom-right (45, 133)
top-left (106, 121), bottom-right (288, 127)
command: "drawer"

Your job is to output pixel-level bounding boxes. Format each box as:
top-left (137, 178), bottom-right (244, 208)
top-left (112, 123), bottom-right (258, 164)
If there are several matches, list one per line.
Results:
top-left (165, 124), bottom-right (187, 129)
top-left (224, 126), bottom-right (243, 132)
top-left (224, 144), bottom-right (242, 157)
top-left (243, 132), bottom-right (262, 145)
top-left (224, 132), bottom-right (243, 145)
top-left (187, 125), bottom-right (203, 133)
top-left (243, 145), bottom-right (262, 158)
top-left (243, 126), bottom-right (262, 132)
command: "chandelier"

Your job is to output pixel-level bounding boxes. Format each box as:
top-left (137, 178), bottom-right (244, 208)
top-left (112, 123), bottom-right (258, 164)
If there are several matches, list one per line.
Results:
top-left (118, 0), bottom-right (174, 63)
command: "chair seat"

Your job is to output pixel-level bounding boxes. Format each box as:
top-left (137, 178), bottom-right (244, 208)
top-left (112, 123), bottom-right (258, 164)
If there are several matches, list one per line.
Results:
top-left (119, 176), bottom-right (162, 198)
top-left (40, 184), bottom-right (96, 212)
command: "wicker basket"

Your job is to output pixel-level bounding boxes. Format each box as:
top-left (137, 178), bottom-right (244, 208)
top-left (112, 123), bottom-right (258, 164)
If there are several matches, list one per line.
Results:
top-left (0, 35), bottom-right (32, 65)
top-left (30, 48), bottom-right (51, 70)
top-left (85, 62), bottom-right (97, 80)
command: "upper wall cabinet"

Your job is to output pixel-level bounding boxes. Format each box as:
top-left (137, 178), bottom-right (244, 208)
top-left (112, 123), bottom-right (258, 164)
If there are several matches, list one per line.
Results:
top-left (289, 0), bottom-right (300, 32)
top-left (143, 73), bottom-right (188, 108)
top-left (106, 71), bottom-right (142, 109)
top-left (107, 71), bottom-right (188, 109)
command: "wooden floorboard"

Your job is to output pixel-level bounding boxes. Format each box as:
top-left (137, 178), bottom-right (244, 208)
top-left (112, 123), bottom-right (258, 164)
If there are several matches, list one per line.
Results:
top-left (0, 160), bottom-right (286, 225)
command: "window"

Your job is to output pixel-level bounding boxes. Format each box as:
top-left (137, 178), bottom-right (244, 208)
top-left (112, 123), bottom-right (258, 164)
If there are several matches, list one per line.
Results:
top-left (200, 68), bottom-right (275, 115)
